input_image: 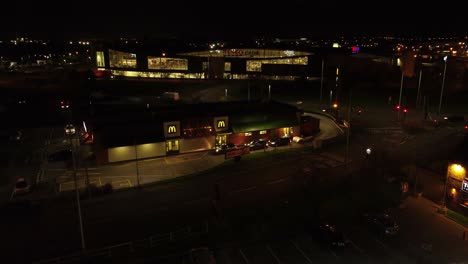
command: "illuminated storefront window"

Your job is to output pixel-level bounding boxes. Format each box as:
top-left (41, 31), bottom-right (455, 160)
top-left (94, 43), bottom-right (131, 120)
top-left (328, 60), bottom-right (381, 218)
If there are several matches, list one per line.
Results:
top-left (246, 61), bottom-right (262, 72)
top-left (246, 57), bottom-right (308, 72)
top-left (224, 62), bottom-right (231, 72)
top-left (148, 57), bottom-right (188, 70)
top-left (96, 51), bottom-right (105, 67)
top-left (109, 49), bottom-right (137, 68)
top-left (259, 130), bottom-right (267, 135)
top-left (244, 132), bottom-right (252, 136)
top-left (283, 127), bottom-right (293, 136)
top-left (111, 70), bottom-right (203, 79)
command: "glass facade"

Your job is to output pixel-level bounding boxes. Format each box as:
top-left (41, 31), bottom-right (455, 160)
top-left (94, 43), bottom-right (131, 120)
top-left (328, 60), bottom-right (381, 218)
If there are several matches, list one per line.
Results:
top-left (96, 51), bottom-right (105, 67)
top-left (111, 70), bottom-right (204, 79)
top-left (109, 49), bottom-right (137, 68)
top-left (148, 57), bottom-right (188, 70)
top-left (246, 56), bottom-right (308, 72)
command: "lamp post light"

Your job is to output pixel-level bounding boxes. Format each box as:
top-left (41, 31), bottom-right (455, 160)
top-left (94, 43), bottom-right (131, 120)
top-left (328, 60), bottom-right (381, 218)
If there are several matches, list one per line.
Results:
top-left (65, 124), bottom-right (86, 252)
top-left (438, 56), bottom-right (448, 116)
top-left (268, 84), bottom-right (271, 101)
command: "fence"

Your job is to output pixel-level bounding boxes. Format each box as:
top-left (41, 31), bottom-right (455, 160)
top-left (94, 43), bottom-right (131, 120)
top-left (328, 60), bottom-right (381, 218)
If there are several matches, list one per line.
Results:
top-left (33, 222), bottom-right (209, 264)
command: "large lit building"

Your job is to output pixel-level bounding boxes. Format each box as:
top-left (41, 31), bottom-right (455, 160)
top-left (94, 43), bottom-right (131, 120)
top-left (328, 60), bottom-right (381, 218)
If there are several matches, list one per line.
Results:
top-left (86, 100), bottom-right (319, 164)
top-left (94, 46), bottom-right (317, 81)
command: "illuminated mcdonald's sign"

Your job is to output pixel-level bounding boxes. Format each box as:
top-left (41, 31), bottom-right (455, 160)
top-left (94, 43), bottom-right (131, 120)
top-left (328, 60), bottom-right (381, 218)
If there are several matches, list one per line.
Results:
top-left (168, 125), bottom-right (177, 134)
top-left (164, 121), bottom-right (180, 138)
top-left (214, 116), bottom-right (229, 132)
top-left (217, 120), bottom-right (226, 129)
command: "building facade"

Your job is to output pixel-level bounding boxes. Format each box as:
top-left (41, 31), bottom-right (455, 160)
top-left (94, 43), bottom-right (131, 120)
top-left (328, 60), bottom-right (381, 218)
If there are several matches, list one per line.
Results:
top-left (87, 101), bottom-right (317, 164)
top-left (94, 47), bottom-right (316, 81)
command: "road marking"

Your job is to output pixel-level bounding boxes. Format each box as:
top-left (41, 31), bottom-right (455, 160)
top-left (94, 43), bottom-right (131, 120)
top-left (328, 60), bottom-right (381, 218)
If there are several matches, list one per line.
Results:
top-left (290, 240), bottom-right (313, 264)
top-left (374, 237), bottom-right (389, 250)
top-left (239, 249), bottom-right (249, 264)
top-left (230, 186), bottom-right (256, 194)
top-left (266, 245), bottom-right (281, 264)
top-left (10, 190), bottom-right (15, 200)
top-left (328, 248), bottom-right (339, 259)
top-left (348, 238), bottom-right (363, 253)
top-left (267, 178), bottom-right (287, 185)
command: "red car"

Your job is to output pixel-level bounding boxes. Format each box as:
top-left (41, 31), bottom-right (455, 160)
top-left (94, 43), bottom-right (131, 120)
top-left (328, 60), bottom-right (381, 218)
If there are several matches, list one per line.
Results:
top-left (14, 178), bottom-right (30, 195)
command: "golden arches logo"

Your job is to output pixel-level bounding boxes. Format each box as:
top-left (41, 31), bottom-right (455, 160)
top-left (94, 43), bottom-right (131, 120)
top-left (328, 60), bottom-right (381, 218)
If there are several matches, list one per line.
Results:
top-left (168, 125), bottom-right (177, 134)
top-left (217, 120), bottom-right (226, 128)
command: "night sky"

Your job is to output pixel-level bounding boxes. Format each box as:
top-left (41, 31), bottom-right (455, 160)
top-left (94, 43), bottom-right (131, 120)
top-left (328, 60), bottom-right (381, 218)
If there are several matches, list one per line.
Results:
top-left (1, 0), bottom-right (467, 40)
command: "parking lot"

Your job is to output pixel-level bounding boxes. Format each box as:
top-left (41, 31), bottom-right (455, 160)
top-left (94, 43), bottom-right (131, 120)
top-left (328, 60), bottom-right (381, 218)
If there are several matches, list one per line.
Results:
top-left (154, 227), bottom-right (413, 264)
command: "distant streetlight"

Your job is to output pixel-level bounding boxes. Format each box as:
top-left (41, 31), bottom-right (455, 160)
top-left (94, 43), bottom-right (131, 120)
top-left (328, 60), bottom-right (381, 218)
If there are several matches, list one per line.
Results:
top-left (365, 148), bottom-right (372, 155)
top-left (225, 88), bottom-right (228, 100)
top-left (65, 124), bottom-right (86, 252)
top-left (438, 56), bottom-right (448, 116)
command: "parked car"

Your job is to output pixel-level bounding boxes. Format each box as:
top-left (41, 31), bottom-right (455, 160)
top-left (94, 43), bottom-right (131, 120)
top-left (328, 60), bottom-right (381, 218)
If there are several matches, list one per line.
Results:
top-left (48, 149), bottom-right (73, 162)
top-left (245, 139), bottom-right (267, 150)
top-left (310, 222), bottom-right (350, 248)
top-left (14, 178), bottom-right (30, 195)
top-left (267, 137), bottom-right (291, 147)
top-left (363, 212), bottom-right (399, 236)
top-left (213, 143), bottom-right (236, 154)
top-left (190, 247), bottom-right (216, 264)
top-left (292, 135), bottom-right (314, 143)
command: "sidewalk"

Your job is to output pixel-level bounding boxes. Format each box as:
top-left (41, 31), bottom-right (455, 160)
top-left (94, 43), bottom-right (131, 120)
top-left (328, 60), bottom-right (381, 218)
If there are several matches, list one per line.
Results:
top-left (393, 196), bottom-right (468, 264)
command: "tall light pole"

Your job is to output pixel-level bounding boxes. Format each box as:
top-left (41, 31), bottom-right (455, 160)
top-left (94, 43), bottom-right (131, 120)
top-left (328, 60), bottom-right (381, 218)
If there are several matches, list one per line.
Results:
top-left (416, 69), bottom-right (422, 109)
top-left (320, 58), bottom-right (324, 103)
top-left (397, 72), bottom-right (404, 121)
top-left (438, 56), bottom-right (448, 116)
top-left (225, 88), bottom-right (228, 101)
top-left (134, 139), bottom-right (140, 187)
top-left (268, 84), bottom-right (271, 101)
top-left (65, 124), bottom-right (86, 252)
top-left (344, 88), bottom-right (351, 168)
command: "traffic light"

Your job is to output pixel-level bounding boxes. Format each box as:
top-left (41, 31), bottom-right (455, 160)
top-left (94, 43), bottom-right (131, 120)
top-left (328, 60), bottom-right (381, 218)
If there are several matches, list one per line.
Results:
top-left (403, 109), bottom-right (408, 114)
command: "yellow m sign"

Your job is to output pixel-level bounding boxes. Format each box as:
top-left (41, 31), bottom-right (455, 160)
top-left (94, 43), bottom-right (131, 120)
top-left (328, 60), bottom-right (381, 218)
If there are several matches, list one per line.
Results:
top-left (168, 125), bottom-right (177, 134)
top-left (217, 120), bottom-right (226, 128)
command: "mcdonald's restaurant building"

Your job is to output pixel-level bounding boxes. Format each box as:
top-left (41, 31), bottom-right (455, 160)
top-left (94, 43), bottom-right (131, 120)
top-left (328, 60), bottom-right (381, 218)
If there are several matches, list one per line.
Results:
top-left (89, 101), bottom-right (307, 164)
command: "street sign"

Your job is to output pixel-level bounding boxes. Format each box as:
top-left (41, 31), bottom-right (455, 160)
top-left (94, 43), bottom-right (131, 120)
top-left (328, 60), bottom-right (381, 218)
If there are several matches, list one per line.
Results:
top-left (462, 180), bottom-right (468, 193)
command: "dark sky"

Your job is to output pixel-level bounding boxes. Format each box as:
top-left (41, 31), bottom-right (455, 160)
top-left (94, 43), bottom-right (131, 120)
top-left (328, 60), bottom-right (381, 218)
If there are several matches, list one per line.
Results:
top-left (2, 0), bottom-right (467, 40)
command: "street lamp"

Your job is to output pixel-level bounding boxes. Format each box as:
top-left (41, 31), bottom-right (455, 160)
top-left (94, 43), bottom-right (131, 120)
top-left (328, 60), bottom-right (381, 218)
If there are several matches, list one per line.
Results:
top-left (65, 124), bottom-right (86, 252)
top-left (268, 84), bottom-right (271, 101)
top-left (438, 56), bottom-right (448, 116)
top-left (441, 163), bottom-right (466, 212)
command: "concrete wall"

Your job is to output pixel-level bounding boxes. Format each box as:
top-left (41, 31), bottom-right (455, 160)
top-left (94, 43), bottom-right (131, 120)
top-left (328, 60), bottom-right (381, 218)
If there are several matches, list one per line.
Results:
top-left (108, 142), bottom-right (166, 163)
